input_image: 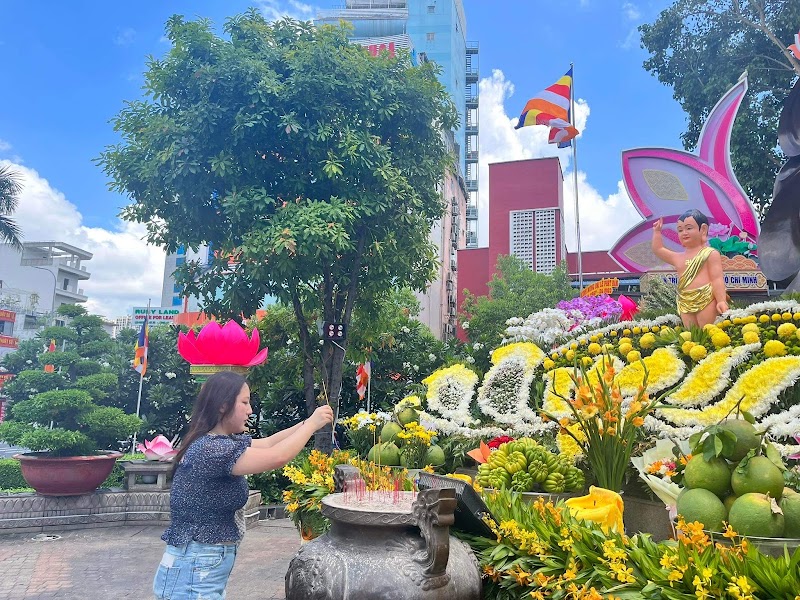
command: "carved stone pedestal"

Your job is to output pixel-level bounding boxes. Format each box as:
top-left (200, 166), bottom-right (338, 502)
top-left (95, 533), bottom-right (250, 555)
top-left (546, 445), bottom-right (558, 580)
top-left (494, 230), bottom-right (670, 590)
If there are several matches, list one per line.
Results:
top-left (120, 460), bottom-right (173, 491)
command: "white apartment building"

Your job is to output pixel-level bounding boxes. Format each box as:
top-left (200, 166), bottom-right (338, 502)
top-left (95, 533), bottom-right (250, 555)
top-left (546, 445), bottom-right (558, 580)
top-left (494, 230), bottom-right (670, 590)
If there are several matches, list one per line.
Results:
top-left (0, 241), bottom-right (92, 357)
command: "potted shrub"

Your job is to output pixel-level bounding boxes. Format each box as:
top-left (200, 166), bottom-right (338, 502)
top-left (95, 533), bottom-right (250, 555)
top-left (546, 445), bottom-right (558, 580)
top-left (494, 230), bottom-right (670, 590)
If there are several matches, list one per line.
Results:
top-left (0, 386), bottom-right (141, 495)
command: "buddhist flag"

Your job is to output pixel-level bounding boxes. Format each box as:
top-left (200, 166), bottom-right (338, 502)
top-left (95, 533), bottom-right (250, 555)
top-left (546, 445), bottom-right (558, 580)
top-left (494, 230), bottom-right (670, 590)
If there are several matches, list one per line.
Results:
top-left (515, 67), bottom-right (579, 147)
top-left (133, 317), bottom-right (149, 376)
top-left (43, 339), bottom-right (56, 373)
top-left (356, 362), bottom-right (371, 400)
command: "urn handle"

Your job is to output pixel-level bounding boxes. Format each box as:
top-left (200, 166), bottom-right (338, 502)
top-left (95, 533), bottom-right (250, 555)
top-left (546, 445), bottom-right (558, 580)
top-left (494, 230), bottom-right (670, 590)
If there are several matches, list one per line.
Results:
top-left (412, 487), bottom-right (457, 579)
top-left (333, 464), bottom-right (361, 493)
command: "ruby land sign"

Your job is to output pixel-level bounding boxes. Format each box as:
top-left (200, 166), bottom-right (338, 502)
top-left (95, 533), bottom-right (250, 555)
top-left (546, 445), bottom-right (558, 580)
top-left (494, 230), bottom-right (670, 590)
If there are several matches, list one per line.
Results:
top-left (132, 307), bottom-right (182, 327)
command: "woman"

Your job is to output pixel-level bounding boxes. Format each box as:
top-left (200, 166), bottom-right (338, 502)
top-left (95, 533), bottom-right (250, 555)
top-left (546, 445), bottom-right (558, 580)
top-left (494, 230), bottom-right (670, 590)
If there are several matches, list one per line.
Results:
top-left (153, 371), bottom-right (334, 600)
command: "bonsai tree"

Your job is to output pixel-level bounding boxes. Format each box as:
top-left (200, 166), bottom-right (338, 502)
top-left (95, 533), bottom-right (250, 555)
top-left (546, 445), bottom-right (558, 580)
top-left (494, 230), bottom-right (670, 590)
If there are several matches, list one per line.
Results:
top-left (0, 386), bottom-right (142, 457)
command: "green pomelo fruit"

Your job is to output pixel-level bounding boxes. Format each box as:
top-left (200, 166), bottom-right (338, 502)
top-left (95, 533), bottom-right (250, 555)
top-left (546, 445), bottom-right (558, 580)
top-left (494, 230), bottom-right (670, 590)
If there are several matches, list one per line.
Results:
top-left (380, 422), bottom-right (402, 443)
top-left (728, 493), bottom-right (785, 538)
top-left (676, 488), bottom-right (727, 532)
top-left (719, 419), bottom-right (760, 462)
top-left (378, 442), bottom-right (401, 466)
top-left (396, 407), bottom-right (419, 426)
top-left (723, 495), bottom-right (738, 514)
top-left (779, 493), bottom-right (800, 538)
top-left (684, 455), bottom-right (731, 498)
top-left (424, 445), bottom-right (446, 467)
top-left (731, 456), bottom-right (784, 499)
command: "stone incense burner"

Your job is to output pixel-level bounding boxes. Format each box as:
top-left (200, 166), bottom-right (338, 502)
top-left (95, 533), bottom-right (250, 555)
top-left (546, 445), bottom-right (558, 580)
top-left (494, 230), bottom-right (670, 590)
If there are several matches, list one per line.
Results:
top-left (285, 465), bottom-right (481, 600)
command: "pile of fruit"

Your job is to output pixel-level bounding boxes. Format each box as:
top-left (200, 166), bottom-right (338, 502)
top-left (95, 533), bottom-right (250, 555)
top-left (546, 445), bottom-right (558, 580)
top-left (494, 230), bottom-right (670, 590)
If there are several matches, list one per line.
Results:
top-left (475, 437), bottom-right (585, 494)
top-left (676, 418), bottom-right (800, 539)
top-left (366, 402), bottom-right (445, 468)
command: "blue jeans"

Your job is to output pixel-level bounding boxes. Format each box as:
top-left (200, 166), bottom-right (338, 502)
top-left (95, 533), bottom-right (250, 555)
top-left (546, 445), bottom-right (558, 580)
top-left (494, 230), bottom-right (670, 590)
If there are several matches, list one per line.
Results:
top-left (153, 541), bottom-right (237, 600)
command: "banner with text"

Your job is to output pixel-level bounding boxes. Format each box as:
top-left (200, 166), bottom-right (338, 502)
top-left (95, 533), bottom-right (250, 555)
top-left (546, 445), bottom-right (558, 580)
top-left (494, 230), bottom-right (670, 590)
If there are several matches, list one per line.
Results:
top-left (132, 307), bottom-right (182, 327)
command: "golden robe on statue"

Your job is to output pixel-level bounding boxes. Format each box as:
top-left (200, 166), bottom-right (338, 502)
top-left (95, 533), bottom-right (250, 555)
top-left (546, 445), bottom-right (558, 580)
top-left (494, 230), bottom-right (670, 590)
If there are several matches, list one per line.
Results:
top-left (676, 246), bottom-right (715, 314)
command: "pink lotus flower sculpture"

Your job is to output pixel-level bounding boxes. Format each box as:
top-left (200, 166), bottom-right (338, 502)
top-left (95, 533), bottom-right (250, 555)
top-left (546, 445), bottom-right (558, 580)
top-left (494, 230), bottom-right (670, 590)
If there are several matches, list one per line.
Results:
top-left (177, 321), bottom-right (268, 367)
top-left (137, 435), bottom-right (178, 461)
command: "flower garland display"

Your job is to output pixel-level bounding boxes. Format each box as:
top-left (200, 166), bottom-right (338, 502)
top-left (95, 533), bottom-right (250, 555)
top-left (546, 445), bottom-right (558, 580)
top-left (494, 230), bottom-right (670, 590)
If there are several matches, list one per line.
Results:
top-left (665, 344), bottom-right (758, 407)
top-left (665, 355), bottom-right (800, 426)
top-left (421, 363), bottom-right (479, 426)
top-left (614, 346), bottom-right (686, 397)
top-left (476, 342), bottom-right (548, 432)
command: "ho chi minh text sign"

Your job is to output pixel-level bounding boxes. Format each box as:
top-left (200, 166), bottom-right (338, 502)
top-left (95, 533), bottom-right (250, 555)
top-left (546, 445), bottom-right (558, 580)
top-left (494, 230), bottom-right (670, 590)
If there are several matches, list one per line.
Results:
top-left (132, 307), bottom-right (182, 327)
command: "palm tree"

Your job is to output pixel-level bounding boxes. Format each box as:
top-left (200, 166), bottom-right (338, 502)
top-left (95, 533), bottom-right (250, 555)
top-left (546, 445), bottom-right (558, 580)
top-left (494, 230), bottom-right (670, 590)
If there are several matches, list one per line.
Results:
top-left (0, 164), bottom-right (23, 249)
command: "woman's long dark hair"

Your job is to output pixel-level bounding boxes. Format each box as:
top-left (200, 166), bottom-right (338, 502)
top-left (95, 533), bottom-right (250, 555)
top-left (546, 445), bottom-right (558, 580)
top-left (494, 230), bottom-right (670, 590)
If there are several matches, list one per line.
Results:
top-left (172, 371), bottom-right (247, 473)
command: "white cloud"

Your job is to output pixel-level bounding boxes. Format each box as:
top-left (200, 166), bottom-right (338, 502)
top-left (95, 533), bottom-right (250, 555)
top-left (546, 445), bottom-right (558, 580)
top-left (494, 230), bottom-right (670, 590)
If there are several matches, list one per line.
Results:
top-left (622, 2), bottom-right (641, 21)
top-left (0, 139), bottom-right (11, 152)
top-left (476, 69), bottom-right (640, 251)
top-left (255, 0), bottom-right (317, 22)
top-left (2, 160), bottom-right (166, 319)
top-left (620, 27), bottom-right (640, 50)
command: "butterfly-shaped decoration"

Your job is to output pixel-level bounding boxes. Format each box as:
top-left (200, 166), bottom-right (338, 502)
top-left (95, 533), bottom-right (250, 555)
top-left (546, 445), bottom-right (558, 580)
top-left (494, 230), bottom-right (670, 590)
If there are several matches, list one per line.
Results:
top-left (759, 72), bottom-right (800, 290)
top-left (609, 73), bottom-right (760, 273)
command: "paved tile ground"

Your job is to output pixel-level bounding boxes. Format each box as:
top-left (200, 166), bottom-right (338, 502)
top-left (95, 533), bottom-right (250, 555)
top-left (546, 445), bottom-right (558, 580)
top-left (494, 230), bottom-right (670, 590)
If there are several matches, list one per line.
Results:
top-left (0, 520), bottom-right (299, 600)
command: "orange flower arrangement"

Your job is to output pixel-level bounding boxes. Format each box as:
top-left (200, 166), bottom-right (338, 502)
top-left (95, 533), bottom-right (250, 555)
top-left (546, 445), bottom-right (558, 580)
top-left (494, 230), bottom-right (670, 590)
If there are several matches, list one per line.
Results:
top-left (543, 356), bottom-right (664, 492)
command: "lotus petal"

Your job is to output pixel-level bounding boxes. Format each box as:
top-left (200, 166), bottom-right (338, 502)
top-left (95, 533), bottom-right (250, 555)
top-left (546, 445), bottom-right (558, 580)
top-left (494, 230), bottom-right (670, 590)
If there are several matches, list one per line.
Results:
top-left (177, 331), bottom-right (209, 364)
top-left (196, 322), bottom-right (226, 364)
top-left (244, 347), bottom-right (269, 367)
top-left (247, 327), bottom-right (261, 362)
top-left (219, 321), bottom-right (251, 365)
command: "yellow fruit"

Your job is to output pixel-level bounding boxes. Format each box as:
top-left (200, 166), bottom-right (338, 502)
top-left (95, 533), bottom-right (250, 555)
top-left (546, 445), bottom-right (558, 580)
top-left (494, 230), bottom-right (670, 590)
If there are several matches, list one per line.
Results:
top-left (731, 456), bottom-right (784, 499)
top-left (728, 493), bottom-right (785, 538)
top-left (719, 419), bottom-right (760, 462)
top-left (689, 345), bottom-right (707, 361)
top-left (684, 455), bottom-right (731, 498)
top-left (676, 488), bottom-right (727, 532)
top-left (779, 493), bottom-right (800, 537)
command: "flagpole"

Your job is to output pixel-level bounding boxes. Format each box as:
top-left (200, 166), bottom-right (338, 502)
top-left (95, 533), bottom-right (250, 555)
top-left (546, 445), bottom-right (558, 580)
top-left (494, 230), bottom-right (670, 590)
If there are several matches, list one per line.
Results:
top-left (131, 298), bottom-right (150, 453)
top-left (570, 62), bottom-right (583, 291)
top-left (366, 362), bottom-right (371, 414)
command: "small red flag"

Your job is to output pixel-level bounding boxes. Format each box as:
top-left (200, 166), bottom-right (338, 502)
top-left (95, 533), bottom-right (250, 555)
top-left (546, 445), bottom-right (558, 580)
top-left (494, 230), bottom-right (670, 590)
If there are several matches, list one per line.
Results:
top-left (44, 339), bottom-right (56, 373)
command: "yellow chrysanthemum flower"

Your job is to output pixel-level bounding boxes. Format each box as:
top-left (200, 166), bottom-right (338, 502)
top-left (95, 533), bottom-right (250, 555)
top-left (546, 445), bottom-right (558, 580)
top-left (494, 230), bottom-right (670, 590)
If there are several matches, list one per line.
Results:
top-left (759, 314), bottom-right (770, 324)
top-left (741, 323), bottom-right (759, 334)
top-left (619, 337), bottom-right (632, 346)
top-left (632, 326), bottom-right (641, 334)
top-left (777, 322), bottom-right (797, 338)
top-left (566, 349), bottom-right (575, 361)
top-left (543, 358), bottom-right (555, 370)
top-left (626, 350), bottom-right (641, 363)
top-left (711, 332), bottom-right (731, 348)
top-left (639, 332), bottom-right (656, 349)
top-left (681, 340), bottom-right (696, 355)
top-left (588, 342), bottom-right (602, 355)
top-left (618, 342), bottom-right (633, 356)
top-left (742, 331), bottom-right (760, 344)
top-left (772, 313), bottom-right (782, 322)
top-left (689, 345), bottom-right (708, 361)
top-left (763, 340), bottom-right (787, 357)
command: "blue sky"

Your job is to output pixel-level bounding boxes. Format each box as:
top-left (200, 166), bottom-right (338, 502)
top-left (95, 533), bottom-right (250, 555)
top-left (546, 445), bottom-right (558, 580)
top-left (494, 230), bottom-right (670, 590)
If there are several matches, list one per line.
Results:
top-left (0, 0), bottom-right (688, 317)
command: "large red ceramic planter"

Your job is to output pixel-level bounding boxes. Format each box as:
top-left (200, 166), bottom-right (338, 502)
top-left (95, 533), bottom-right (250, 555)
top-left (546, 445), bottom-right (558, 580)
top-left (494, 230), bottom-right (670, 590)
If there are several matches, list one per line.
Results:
top-left (14, 452), bottom-right (122, 496)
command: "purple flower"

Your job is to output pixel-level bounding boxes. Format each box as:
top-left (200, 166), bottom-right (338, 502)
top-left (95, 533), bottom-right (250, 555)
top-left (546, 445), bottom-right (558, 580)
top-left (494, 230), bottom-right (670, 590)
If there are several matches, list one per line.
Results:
top-left (707, 222), bottom-right (730, 239)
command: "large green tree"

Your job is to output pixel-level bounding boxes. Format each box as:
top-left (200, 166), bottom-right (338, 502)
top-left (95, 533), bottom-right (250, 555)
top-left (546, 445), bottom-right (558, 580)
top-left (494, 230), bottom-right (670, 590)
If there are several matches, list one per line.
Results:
top-left (640, 0), bottom-right (800, 218)
top-left (460, 256), bottom-right (576, 372)
top-left (0, 164), bottom-right (23, 249)
top-left (98, 12), bottom-right (457, 450)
